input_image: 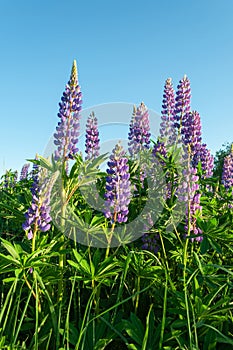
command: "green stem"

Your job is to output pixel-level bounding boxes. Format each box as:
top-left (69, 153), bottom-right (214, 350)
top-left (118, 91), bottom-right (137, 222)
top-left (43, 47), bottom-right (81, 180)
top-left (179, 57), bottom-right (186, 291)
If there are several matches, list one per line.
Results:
top-left (183, 148), bottom-right (193, 348)
top-left (134, 275), bottom-right (140, 315)
top-left (105, 214), bottom-right (116, 259)
top-left (58, 183), bottom-right (67, 303)
top-left (159, 270), bottom-right (168, 350)
top-left (32, 223), bottom-right (38, 253)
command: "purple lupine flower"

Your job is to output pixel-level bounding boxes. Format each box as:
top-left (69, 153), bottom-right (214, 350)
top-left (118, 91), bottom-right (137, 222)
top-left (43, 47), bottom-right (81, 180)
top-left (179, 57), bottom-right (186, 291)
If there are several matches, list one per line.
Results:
top-left (128, 102), bottom-right (151, 157)
top-left (180, 110), bottom-right (213, 178)
top-left (222, 145), bottom-right (233, 191)
top-left (54, 60), bottom-right (82, 161)
top-left (128, 105), bottom-right (136, 145)
top-left (181, 111), bottom-right (202, 151)
top-left (142, 213), bottom-right (160, 254)
top-left (20, 163), bottom-right (30, 180)
top-left (3, 172), bottom-right (10, 189)
top-left (186, 192), bottom-right (202, 242)
top-left (104, 143), bottom-right (131, 224)
top-left (198, 144), bottom-right (214, 178)
top-left (174, 75), bottom-right (191, 135)
top-left (85, 112), bottom-right (100, 160)
top-left (177, 165), bottom-right (202, 241)
top-left (3, 170), bottom-right (17, 189)
top-left (160, 78), bottom-right (176, 145)
top-left (152, 140), bottom-right (167, 165)
top-left (22, 161), bottom-right (57, 239)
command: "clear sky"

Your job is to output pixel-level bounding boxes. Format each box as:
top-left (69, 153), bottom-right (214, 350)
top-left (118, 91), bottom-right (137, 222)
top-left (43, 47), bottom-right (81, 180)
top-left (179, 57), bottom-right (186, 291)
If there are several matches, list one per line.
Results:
top-left (0, 0), bottom-right (233, 176)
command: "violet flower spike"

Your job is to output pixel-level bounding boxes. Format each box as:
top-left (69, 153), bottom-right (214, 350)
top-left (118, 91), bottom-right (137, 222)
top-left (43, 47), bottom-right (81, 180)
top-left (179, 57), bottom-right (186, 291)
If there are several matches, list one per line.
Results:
top-left (85, 112), bottom-right (100, 160)
top-left (54, 60), bottom-right (82, 162)
top-left (160, 78), bottom-right (176, 145)
top-left (181, 111), bottom-right (202, 151)
top-left (222, 144), bottom-right (233, 191)
top-left (177, 165), bottom-right (202, 242)
top-left (20, 163), bottom-right (30, 180)
top-left (174, 75), bottom-right (191, 136)
top-left (22, 161), bottom-right (57, 238)
top-left (3, 170), bottom-right (17, 189)
top-left (198, 144), bottom-right (214, 178)
top-left (128, 102), bottom-right (151, 157)
top-left (104, 143), bottom-right (131, 224)
top-left (180, 110), bottom-right (213, 178)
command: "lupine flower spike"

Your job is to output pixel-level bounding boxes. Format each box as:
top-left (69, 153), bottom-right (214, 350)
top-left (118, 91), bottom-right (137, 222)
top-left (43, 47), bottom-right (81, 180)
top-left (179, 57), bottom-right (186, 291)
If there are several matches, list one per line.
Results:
top-left (104, 143), bottom-right (131, 224)
top-left (181, 111), bottom-right (202, 150)
top-left (22, 158), bottom-right (57, 240)
top-left (182, 110), bottom-right (214, 177)
top-left (222, 144), bottom-right (233, 191)
top-left (54, 60), bottom-right (82, 162)
top-left (20, 163), bottom-right (30, 180)
top-left (174, 75), bottom-right (191, 137)
top-left (128, 102), bottom-right (151, 157)
top-left (178, 160), bottom-right (202, 241)
top-left (198, 144), bottom-right (214, 179)
top-left (160, 78), bottom-right (176, 145)
top-left (85, 112), bottom-right (100, 160)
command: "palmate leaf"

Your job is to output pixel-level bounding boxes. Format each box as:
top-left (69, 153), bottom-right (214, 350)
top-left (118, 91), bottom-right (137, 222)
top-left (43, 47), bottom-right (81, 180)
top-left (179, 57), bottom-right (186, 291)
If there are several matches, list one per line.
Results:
top-left (1, 238), bottom-right (21, 260)
top-left (0, 254), bottom-right (21, 269)
top-left (0, 192), bottom-right (25, 220)
top-left (38, 155), bottom-right (53, 171)
top-left (122, 312), bottom-right (145, 345)
top-left (85, 153), bottom-right (109, 170)
top-left (71, 249), bottom-right (91, 275)
top-left (70, 153), bottom-right (108, 180)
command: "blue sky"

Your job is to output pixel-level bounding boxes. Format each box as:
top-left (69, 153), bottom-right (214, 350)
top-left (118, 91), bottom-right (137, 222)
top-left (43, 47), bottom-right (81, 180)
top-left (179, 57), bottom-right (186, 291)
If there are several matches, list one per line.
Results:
top-left (0, 0), bottom-right (233, 176)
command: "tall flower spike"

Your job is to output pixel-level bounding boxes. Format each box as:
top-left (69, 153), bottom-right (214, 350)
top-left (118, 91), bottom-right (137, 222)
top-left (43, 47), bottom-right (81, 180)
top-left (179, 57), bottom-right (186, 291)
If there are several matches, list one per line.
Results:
top-left (85, 112), bottom-right (100, 160)
top-left (20, 163), bottom-right (30, 180)
top-left (197, 144), bottom-right (214, 178)
top-left (3, 170), bottom-right (17, 189)
top-left (181, 110), bottom-right (214, 178)
top-left (22, 160), bottom-right (57, 239)
top-left (128, 102), bottom-right (151, 157)
top-left (54, 60), bottom-right (82, 161)
top-left (222, 144), bottom-right (233, 191)
top-left (160, 78), bottom-right (176, 145)
top-left (128, 105), bottom-right (137, 144)
top-left (177, 164), bottom-right (202, 241)
top-left (104, 143), bottom-right (131, 224)
top-left (174, 75), bottom-right (191, 136)
top-left (181, 111), bottom-right (202, 149)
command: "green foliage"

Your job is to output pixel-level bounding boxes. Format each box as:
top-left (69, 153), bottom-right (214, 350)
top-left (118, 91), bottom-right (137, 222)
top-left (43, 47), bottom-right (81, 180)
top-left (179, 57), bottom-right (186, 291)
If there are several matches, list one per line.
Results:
top-left (213, 142), bottom-right (232, 179)
top-left (0, 144), bottom-right (233, 350)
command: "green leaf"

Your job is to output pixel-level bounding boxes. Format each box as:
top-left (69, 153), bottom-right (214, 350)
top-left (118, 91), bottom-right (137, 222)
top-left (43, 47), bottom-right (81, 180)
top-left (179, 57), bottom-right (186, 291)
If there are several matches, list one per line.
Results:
top-left (200, 236), bottom-right (209, 254)
top-left (122, 313), bottom-right (144, 346)
top-left (38, 156), bottom-right (53, 171)
top-left (142, 304), bottom-right (153, 350)
top-left (93, 338), bottom-right (112, 350)
top-left (1, 239), bottom-right (20, 260)
top-left (208, 238), bottom-right (222, 254)
top-left (72, 249), bottom-right (91, 274)
top-left (2, 277), bottom-right (16, 283)
top-left (0, 253), bottom-right (21, 267)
